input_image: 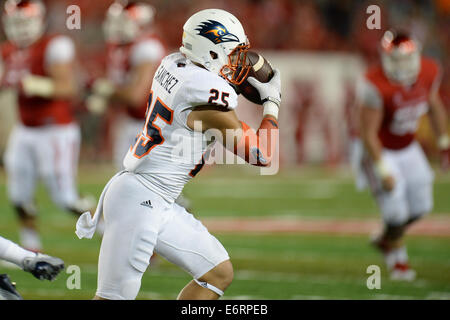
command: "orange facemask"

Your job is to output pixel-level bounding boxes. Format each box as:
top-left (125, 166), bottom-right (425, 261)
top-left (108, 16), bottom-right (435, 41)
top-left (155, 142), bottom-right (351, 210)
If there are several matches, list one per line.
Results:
top-left (219, 43), bottom-right (251, 85)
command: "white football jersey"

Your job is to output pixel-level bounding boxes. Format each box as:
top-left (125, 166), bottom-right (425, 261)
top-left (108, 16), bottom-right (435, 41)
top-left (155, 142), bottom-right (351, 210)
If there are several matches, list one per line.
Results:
top-left (123, 52), bottom-right (238, 203)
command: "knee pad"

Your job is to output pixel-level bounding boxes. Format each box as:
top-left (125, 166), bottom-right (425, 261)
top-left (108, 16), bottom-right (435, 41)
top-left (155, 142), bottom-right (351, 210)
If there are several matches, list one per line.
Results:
top-left (7, 180), bottom-right (34, 208)
top-left (408, 185), bottom-right (433, 219)
top-left (14, 202), bottom-right (37, 219)
top-left (194, 279), bottom-right (224, 297)
top-left (129, 230), bottom-right (158, 273)
top-left (380, 197), bottom-right (409, 227)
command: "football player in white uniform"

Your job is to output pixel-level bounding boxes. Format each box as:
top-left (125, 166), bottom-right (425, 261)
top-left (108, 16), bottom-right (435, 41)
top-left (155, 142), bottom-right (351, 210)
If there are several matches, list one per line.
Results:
top-left (1, 0), bottom-right (95, 252)
top-left (76, 9), bottom-right (281, 300)
top-left (87, 1), bottom-right (166, 170)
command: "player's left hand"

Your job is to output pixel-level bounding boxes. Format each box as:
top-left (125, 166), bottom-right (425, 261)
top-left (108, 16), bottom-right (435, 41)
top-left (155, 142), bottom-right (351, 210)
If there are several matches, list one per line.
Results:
top-left (92, 78), bottom-right (115, 97)
top-left (86, 94), bottom-right (108, 115)
top-left (23, 253), bottom-right (65, 281)
top-left (247, 68), bottom-right (281, 107)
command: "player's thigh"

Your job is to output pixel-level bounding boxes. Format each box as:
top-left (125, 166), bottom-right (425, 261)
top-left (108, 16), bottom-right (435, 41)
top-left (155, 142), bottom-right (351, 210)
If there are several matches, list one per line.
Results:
top-left (38, 125), bottom-right (81, 208)
top-left (97, 173), bottom-right (169, 300)
top-left (155, 203), bottom-right (230, 280)
top-left (402, 143), bottom-right (434, 217)
top-left (366, 152), bottom-right (409, 226)
top-left (3, 127), bottom-right (37, 204)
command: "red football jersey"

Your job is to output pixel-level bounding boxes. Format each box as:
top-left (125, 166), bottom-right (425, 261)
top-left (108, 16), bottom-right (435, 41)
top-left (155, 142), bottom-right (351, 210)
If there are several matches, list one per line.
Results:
top-left (1, 35), bottom-right (75, 127)
top-left (105, 35), bottom-right (166, 120)
top-left (365, 57), bottom-right (440, 150)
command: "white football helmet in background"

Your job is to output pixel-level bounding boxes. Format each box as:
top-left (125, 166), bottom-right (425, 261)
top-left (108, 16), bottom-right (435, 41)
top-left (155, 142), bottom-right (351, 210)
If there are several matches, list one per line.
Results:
top-left (380, 30), bottom-right (421, 86)
top-left (180, 8), bottom-right (251, 85)
top-left (2, 0), bottom-right (46, 48)
top-left (103, 1), bottom-right (155, 44)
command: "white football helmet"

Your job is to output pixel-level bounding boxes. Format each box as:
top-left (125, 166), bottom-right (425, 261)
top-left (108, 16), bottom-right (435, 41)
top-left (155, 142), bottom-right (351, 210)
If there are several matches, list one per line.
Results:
top-left (2, 0), bottom-right (46, 48)
top-left (380, 30), bottom-right (421, 86)
top-left (103, 1), bottom-right (155, 44)
top-left (180, 8), bottom-right (251, 85)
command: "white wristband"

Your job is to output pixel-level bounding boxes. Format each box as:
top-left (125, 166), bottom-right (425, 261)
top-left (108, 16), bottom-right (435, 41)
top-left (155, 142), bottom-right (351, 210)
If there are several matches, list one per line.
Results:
top-left (263, 101), bottom-right (279, 118)
top-left (93, 78), bottom-right (115, 97)
top-left (374, 158), bottom-right (391, 179)
top-left (22, 75), bottom-right (55, 98)
top-left (438, 135), bottom-right (450, 150)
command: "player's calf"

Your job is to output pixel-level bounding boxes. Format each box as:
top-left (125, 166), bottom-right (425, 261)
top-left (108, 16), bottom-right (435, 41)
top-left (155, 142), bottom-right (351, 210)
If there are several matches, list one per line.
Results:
top-left (371, 223), bottom-right (417, 281)
top-left (199, 259), bottom-right (234, 293)
top-left (12, 203), bottom-right (42, 252)
top-left (371, 223), bottom-right (406, 253)
top-left (178, 260), bottom-right (234, 300)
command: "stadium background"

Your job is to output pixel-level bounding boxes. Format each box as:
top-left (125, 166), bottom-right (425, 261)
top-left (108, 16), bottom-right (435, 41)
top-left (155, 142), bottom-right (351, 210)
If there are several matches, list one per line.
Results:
top-left (0, 0), bottom-right (449, 299)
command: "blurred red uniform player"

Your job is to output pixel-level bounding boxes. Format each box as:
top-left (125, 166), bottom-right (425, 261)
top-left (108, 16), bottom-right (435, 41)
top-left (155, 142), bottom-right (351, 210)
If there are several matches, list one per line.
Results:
top-left (356, 30), bottom-right (449, 281)
top-left (0, 0), bottom-right (95, 252)
top-left (87, 1), bottom-right (191, 210)
top-left (87, 1), bottom-right (166, 169)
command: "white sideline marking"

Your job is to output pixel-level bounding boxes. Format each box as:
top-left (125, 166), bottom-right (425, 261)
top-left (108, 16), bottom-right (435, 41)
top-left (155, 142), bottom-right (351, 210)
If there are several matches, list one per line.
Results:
top-left (193, 178), bottom-right (353, 185)
top-left (20, 288), bottom-right (73, 297)
top-left (426, 292), bottom-right (450, 300)
top-left (194, 184), bottom-right (337, 199)
top-left (372, 294), bottom-right (416, 300)
top-left (226, 295), bottom-right (264, 300)
top-left (0, 260), bottom-right (21, 269)
top-left (75, 264), bottom-right (433, 289)
top-left (77, 264), bottom-right (334, 285)
top-left (291, 294), bottom-right (337, 300)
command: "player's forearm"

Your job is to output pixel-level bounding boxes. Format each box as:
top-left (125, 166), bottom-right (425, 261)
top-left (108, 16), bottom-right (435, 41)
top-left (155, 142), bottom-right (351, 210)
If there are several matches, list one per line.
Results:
top-left (115, 63), bottom-right (155, 107)
top-left (233, 117), bottom-right (279, 167)
top-left (361, 132), bottom-right (393, 178)
top-left (53, 78), bottom-right (78, 98)
top-left (0, 236), bottom-right (34, 269)
top-left (21, 74), bottom-right (78, 99)
top-left (429, 94), bottom-right (449, 145)
top-left (361, 132), bottom-right (383, 162)
top-left (359, 105), bottom-right (385, 167)
top-left (114, 83), bottom-right (148, 107)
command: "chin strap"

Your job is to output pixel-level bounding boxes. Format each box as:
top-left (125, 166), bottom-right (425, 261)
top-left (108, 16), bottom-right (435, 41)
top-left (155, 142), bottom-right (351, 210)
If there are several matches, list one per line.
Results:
top-left (194, 279), bottom-right (224, 297)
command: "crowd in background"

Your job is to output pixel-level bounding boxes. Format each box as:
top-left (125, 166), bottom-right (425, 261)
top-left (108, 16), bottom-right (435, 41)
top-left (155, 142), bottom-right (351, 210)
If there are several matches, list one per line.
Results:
top-left (38, 0), bottom-right (449, 61)
top-left (39, 0), bottom-right (450, 108)
top-left (1, 0), bottom-right (449, 164)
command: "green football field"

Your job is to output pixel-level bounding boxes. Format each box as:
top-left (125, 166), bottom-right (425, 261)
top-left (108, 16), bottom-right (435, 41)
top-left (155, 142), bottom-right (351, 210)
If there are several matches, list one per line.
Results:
top-left (0, 164), bottom-right (449, 300)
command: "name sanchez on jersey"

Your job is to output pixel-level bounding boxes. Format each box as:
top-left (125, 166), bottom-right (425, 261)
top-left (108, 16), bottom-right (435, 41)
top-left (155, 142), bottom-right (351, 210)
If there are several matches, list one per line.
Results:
top-left (123, 52), bottom-right (238, 204)
top-left (154, 65), bottom-right (179, 94)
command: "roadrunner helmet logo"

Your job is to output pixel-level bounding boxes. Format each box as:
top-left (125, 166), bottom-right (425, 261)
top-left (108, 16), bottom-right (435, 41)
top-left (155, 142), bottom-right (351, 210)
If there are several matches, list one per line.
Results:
top-left (196, 20), bottom-right (239, 44)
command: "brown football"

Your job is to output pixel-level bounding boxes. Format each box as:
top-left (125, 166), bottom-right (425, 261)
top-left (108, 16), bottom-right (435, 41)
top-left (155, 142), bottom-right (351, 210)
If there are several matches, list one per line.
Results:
top-left (236, 51), bottom-right (274, 105)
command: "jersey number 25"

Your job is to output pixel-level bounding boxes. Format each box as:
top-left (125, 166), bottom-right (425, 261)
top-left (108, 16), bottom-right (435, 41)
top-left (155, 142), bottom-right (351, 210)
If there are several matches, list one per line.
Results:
top-left (133, 91), bottom-right (173, 159)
